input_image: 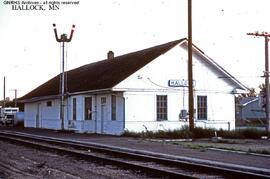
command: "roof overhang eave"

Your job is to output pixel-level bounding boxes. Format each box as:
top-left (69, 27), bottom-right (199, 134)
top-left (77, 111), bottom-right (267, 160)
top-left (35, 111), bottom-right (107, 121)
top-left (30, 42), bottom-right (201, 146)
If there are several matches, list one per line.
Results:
top-left (231, 88), bottom-right (250, 94)
top-left (19, 95), bottom-right (60, 103)
top-left (20, 88), bottom-right (114, 103)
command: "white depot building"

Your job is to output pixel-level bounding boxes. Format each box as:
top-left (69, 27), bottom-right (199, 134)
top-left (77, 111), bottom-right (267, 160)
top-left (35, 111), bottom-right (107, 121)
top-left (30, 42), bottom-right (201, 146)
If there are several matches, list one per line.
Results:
top-left (20, 39), bottom-right (248, 135)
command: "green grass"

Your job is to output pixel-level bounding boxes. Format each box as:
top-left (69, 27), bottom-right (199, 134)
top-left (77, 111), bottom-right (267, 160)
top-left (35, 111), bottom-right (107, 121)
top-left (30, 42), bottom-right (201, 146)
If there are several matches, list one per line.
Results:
top-left (170, 140), bottom-right (270, 155)
top-left (122, 127), bottom-right (270, 155)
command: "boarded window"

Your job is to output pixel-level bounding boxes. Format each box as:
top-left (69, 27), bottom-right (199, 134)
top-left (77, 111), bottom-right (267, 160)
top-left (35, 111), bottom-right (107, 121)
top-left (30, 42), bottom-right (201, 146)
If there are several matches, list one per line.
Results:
top-left (111, 95), bottom-right (116, 120)
top-left (197, 96), bottom-right (207, 120)
top-left (156, 95), bottom-right (167, 121)
top-left (72, 98), bottom-right (76, 120)
top-left (85, 97), bottom-right (92, 120)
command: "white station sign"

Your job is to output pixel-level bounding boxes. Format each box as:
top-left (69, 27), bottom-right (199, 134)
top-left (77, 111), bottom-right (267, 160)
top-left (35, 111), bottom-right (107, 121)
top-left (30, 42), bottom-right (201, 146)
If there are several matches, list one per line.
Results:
top-left (168, 79), bottom-right (196, 87)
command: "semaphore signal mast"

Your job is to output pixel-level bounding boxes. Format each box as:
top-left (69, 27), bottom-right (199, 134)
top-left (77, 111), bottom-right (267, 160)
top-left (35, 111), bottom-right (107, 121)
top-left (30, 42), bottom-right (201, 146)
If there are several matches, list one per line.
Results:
top-left (53, 23), bottom-right (75, 130)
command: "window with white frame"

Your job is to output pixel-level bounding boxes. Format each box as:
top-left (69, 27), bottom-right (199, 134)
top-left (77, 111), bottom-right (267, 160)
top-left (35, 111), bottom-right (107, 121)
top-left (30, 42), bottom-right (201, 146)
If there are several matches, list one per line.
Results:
top-left (111, 95), bottom-right (116, 120)
top-left (156, 95), bottom-right (167, 121)
top-left (72, 98), bottom-right (77, 120)
top-left (197, 96), bottom-right (207, 120)
top-left (85, 97), bottom-right (92, 120)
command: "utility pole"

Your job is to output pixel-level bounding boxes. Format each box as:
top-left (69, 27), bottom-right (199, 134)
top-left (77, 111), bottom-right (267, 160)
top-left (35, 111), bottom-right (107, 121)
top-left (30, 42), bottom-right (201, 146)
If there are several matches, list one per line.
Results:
top-left (188, 0), bottom-right (194, 131)
top-left (10, 89), bottom-right (18, 107)
top-left (53, 24), bottom-right (75, 130)
top-left (247, 31), bottom-right (270, 133)
top-left (3, 76), bottom-right (6, 108)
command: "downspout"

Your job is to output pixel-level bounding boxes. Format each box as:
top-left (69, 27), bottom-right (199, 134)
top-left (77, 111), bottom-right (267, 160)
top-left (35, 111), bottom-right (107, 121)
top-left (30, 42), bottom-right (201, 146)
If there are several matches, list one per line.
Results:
top-left (94, 94), bottom-right (97, 133)
top-left (122, 96), bottom-right (125, 133)
top-left (66, 97), bottom-right (69, 129)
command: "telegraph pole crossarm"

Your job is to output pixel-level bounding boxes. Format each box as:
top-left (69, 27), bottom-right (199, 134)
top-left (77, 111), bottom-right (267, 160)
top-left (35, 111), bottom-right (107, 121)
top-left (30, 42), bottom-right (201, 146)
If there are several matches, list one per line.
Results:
top-left (247, 31), bottom-right (270, 133)
top-left (247, 31), bottom-right (270, 37)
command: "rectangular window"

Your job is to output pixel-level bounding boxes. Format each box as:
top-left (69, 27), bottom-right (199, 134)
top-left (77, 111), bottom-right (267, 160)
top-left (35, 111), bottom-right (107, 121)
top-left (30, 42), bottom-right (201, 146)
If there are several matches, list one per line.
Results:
top-left (156, 95), bottom-right (167, 121)
top-left (197, 96), bottom-right (207, 120)
top-left (111, 95), bottom-right (116, 120)
top-left (72, 98), bottom-right (76, 120)
top-left (101, 97), bottom-right (106, 104)
top-left (46, 101), bottom-right (52, 107)
top-left (85, 97), bottom-right (92, 120)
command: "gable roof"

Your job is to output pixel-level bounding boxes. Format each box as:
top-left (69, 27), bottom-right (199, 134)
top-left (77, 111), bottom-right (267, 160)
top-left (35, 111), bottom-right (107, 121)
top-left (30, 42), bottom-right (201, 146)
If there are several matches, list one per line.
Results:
top-left (181, 41), bottom-right (249, 91)
top-left (20, 39), bottom-right (184, 101)
top-left (20, 38), bottom-right (248, 102)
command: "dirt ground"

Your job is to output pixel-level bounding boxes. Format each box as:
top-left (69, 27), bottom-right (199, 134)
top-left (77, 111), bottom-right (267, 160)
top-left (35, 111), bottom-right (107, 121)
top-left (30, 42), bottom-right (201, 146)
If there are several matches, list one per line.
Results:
top-left (159, 138), bottom-right (270, 155)
top-left (0, 140), bottom-right (148, 179)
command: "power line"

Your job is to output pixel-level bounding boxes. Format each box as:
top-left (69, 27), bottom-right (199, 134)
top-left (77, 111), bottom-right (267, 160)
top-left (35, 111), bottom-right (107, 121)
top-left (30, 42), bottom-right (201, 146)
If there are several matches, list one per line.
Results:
top-left (247, 31), bottom-right (270, 133)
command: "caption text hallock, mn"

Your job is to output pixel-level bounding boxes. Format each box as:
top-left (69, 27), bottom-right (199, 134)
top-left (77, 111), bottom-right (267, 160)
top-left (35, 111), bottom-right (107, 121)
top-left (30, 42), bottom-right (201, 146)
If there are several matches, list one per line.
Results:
top-left (3, 0), bottom-right (79, 11)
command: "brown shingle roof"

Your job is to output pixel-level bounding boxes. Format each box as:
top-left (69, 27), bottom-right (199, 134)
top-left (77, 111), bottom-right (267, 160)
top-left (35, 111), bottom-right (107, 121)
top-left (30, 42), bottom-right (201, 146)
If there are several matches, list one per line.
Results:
top-left (21, 39), bottom-right (184, 101)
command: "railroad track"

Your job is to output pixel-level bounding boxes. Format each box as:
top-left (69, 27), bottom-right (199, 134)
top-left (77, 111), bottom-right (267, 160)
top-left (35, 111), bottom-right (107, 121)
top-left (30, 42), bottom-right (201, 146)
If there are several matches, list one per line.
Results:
top-left (0, 130), bottom-right (268, 179)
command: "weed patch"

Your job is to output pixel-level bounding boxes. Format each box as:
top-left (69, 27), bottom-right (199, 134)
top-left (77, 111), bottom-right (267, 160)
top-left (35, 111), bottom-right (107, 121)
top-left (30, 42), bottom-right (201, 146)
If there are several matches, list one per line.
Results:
top-left (122, 127), bottom-right (269, 139)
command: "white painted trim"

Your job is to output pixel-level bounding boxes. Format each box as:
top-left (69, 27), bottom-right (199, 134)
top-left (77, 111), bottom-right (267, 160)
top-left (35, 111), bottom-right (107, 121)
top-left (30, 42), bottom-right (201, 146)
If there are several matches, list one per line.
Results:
top-left (21, 88), bottom-right (113, 103)
top-left (68, 88), bottom-right (113, 96)
top-left (19, 95), bottom-right (59, 103)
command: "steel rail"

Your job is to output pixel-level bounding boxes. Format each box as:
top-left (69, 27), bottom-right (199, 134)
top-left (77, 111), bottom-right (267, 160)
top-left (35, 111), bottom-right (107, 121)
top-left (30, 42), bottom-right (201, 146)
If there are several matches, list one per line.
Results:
top-left (0, 132), bottom-right (199, 178)
top-left (0, 130), bottom-right (269, 179)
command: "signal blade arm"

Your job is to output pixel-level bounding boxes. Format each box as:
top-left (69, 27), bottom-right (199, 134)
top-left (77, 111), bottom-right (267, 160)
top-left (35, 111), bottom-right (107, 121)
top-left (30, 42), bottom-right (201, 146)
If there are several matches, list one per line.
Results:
top-left (53, 23), bottom-right (61, 42)
top-left (67, 24), bottom-right (75, 42)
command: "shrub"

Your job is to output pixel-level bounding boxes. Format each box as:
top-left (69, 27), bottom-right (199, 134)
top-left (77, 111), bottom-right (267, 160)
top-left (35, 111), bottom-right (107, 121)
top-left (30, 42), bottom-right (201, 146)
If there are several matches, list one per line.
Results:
top-left (217, 129), bottom-right (244, 139)
top-left (123, 126), bottom-right (192, 139)
top-left (123, 126), bottom-right (270, 139)
top-left (241, 128), bottom-right (267, 139)
top-left (192, 127), bottom-right (215, 138)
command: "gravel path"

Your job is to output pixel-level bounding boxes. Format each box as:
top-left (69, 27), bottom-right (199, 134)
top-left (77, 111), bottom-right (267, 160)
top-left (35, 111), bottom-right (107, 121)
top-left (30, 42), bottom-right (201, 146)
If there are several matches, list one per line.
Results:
top-left (1, 127), bottom-right (270, 175)
top-left (0, 140), bottom-right (148, 179)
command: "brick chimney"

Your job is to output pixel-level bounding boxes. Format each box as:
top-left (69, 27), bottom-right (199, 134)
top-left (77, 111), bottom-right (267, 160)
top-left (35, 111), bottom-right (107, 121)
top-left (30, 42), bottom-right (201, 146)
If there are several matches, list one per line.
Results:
top-left (107, 50), bottom-right (114, 60)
